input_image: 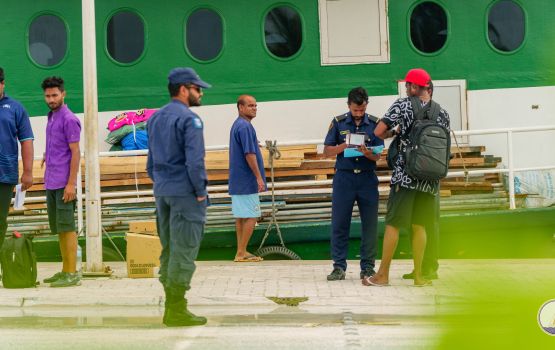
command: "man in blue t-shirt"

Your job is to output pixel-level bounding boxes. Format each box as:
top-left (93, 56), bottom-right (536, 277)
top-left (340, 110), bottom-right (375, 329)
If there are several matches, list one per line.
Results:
top-left (228, 95), bottom-right (267, 262)
top-left (0, 67), bottom-right (34, 249)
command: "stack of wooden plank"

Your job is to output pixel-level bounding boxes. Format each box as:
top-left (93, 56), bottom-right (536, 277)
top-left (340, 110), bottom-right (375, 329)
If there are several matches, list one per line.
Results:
top-left (9, 143), bottom-right (509, 235)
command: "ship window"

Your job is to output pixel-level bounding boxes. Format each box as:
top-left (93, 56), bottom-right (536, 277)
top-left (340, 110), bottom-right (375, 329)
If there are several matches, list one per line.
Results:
top-left (488, 0), bottom-right (525, 52)
top-left (318, 0), bottom-right (389, 65)
top-left (264, 6), bottom-right (302, 58)
top-left (28, 15), bottom-right (68, 67)
top-left (410, 1), bottom-right (448, 54)
top-left (186, 9), bottom-right (223, 61)
top-left (107, 11), bottom-right (145, 64)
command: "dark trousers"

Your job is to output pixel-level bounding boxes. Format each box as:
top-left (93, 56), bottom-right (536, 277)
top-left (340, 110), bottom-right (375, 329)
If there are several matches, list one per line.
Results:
top-left (423, 194), bottom-right (440, 273)
top-left (0, 183), bottom-right (15, 249)
top-left (155, 195), bottom-right (206, 291)
top-left (331, 170), bottom-right (379, 271)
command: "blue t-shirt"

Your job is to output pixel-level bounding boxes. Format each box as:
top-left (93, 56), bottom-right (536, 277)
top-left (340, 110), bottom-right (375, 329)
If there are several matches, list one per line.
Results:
top-left (0, 95), bottom-right (34, 184)
top-left (228, 117), bottom-right (267, 195)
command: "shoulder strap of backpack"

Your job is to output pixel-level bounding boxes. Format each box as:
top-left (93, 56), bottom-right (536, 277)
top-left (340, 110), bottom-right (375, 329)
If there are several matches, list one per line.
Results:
top-left (410, 96), bottom-right (432, 119)
top-left (429, 100), bottom-right (441, 122)
top-left (406, 97), bottom-right (431, 137)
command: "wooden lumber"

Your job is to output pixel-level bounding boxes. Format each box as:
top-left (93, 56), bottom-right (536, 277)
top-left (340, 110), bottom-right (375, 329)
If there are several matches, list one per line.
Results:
top-left (9, 142), bottom-right (512, 237)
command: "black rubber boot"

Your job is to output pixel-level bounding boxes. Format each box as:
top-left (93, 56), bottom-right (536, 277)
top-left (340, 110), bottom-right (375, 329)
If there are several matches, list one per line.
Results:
top-left (164, 287), bottom-right (207, 327)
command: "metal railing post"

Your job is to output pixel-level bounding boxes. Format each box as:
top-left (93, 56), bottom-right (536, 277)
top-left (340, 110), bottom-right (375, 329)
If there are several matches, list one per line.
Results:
top-left (507, 131), bottom-right (516, 209)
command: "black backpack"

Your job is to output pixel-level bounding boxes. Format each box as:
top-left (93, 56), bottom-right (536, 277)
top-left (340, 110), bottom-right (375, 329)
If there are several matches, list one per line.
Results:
top-left (404, 97), bottom-right (451, 181)
top-left (0, 232), bottom-right (38, 288)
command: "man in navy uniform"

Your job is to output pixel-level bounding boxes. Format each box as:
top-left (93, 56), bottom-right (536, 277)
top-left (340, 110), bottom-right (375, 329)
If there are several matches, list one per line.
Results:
top-left (147, 67), bottom-right (210, 327)
top-left (324, 87), bottom-right (384, 281)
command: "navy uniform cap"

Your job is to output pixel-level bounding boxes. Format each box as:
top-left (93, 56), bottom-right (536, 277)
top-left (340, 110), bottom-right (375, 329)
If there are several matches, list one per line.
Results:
top-left (168, 67), bottom-right (211, 88)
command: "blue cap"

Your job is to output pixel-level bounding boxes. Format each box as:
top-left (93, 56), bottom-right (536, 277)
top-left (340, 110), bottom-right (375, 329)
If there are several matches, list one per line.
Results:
top-left (167, 67), bottom-right (211, 88)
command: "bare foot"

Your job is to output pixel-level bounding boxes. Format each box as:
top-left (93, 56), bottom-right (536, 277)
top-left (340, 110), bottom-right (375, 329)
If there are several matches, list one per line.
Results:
top-left (362, 274), bottom-right (389, 286)
top-left (414, 278), bottom-right (432, 287)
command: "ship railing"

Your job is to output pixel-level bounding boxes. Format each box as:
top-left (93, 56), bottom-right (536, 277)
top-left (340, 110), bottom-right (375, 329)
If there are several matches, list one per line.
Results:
top-left (20, 124), bottom-right (555, 235)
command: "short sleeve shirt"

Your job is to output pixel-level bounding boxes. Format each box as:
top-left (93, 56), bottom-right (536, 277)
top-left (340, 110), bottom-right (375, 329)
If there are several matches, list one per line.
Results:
top-left (44, 105), bottom-right (81, 190)
top-left (324, 113), bottom-right (384, 171)
top-left (0, 95), bottom-right (34, 184)
top-left (228, 117), bottom-right (267, 195)
top-left (381, 97), bottom-right (450, 195)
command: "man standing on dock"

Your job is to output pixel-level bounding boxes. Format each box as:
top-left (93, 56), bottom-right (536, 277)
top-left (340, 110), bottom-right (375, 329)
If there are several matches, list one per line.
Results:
top-left (147, 67), bottom-right (210, 327)
top-left (367, 68), bottom-right (450, 287)
top-left (229, 95), bottom-right (266, 262)
top-left (324, 87), bottom-right (384, 281)
top-left (41, 77), bottom-right (82, 288)
top-left (0, 67), bottom-right (34, 252)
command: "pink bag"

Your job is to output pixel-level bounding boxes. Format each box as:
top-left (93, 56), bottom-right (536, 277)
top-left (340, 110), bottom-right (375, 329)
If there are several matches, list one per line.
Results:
top-left (108, 108), bottom-right (156, 131)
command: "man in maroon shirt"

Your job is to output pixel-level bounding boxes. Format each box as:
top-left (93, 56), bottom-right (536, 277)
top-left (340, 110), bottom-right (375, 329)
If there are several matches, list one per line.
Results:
top-left (40, 77), bottom-right (82, 288)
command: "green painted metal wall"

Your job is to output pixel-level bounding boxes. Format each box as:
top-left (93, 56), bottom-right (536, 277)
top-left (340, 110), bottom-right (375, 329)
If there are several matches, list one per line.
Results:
top-left (1, 0), bottom-right (555, 116)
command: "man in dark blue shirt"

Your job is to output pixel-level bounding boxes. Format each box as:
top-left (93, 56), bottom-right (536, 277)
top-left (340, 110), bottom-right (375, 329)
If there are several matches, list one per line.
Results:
top-left (324, 87), bottom-right (384, 281)
top-left (228, 95), bottom-right (266, 262)
top-left (147, 67), bottom-right (210, 327)
top-left (0, 67), bottom-right (34, 250)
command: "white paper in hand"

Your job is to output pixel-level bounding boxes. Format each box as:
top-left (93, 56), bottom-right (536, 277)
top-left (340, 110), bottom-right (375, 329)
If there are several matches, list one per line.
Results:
top-left (347, 133), bottom-right (365, 146)
top-left (14, 184), bottom-right (26, 211)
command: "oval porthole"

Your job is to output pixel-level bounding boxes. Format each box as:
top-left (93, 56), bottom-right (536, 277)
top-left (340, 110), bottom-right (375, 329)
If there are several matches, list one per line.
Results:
top-left (107, 11), bottom-right (145, 64)
top-left (28, 14), bottom-right (68, 67)
top-left (488, 0), bottom-right (525, 52)
top-left (264, 5), bottom-right (302, 58)
top-left (186, 9), bottom-right (224, 61)
top-left (410, 2), bottom-right (448, 54)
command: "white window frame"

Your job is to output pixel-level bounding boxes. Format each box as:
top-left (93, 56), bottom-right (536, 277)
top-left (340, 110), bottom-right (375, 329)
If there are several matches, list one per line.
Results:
top-left (318, 0), bottom-right (390, 66)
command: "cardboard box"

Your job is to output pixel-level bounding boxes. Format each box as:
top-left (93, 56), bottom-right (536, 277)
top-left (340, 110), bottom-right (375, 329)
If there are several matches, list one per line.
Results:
top-left (128, 220), bottom-right (157, 235)
top-left (126, 232), bottom-right (162, 278)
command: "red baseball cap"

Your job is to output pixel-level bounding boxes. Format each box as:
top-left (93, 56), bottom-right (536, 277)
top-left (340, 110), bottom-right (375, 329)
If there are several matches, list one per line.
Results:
top-left (403, 68), bottom-right (431, 87)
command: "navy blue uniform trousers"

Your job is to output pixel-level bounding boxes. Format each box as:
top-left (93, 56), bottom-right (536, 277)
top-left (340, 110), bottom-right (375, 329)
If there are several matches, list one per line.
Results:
top-left (156, 195), bottom-right (206, 291)
top-left (331, 170), bottom-right (379, 271)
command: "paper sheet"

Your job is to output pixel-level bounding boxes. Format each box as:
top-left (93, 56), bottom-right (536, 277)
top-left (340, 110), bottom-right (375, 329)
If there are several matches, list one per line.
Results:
top-left (344, 145), bottom-right (384, 158)
top-left (13, 184), bottom-right (26, 210)
top-left (344, 148), bottom-right (364, 158)
top-left (347, 133), bottom-right (365, 146)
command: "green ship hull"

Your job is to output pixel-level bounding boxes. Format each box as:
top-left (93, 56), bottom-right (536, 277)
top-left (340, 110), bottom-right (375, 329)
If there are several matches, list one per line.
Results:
top-left (33, 207), bottom-right (555, 262)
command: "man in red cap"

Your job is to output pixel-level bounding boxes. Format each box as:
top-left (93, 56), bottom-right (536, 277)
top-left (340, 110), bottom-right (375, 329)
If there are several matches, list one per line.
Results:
top-left (366, 68), bottom-right (450, 287)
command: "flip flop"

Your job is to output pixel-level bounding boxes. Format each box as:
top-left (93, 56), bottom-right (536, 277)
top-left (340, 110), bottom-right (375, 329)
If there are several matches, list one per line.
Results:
top-left (362, 276), bottom-right (390, 287)
top-left (233, 255), bottom-right (263, 262)
top-left (245, 254), bottom-right (263, 261)
top-left (413, 280), bottom-right (432, 287)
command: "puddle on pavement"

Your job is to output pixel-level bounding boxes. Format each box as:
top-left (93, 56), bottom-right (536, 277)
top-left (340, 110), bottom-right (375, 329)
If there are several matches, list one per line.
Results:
top-left (0, 315), bottom-right (164, 328)
top-left (0, 306), bottom-right (435, 329)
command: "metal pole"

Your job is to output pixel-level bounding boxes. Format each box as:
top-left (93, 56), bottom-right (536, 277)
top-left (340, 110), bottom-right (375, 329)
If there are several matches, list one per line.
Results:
top-left (82, 0), bottom-right (104, 272)
top-left (507, 131), bottom-right (516, 209)
top-left (77, 167), bottom-right (83, 235)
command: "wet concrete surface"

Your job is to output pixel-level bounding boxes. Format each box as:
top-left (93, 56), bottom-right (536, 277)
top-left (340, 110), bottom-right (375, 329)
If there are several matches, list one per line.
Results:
top-left (0, 305), bottom-right (439, 349)
top-left (2, 259), bottom-right (554, 349)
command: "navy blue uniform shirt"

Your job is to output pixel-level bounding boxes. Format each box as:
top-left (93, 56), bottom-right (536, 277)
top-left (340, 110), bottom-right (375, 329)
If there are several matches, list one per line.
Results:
top-left (147, 100), bottom-right (207, 197)
top-left (0, 95), bottom-right (34, 184)
top-left (324, 112), bottom-right (384, 171)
